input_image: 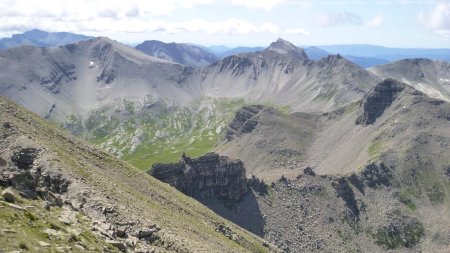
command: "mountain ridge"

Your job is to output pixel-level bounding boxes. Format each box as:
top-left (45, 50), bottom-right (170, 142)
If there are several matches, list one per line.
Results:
top-left (0, 29), bottom-right (93, 49)
top-left (136, 40), bottom-right (220, 68)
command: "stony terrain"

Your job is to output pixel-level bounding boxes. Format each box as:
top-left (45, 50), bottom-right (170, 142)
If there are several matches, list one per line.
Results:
top-left (0, 96), bottom-right (278, 252)
top-left (205, 79), bottom-right (450, 252)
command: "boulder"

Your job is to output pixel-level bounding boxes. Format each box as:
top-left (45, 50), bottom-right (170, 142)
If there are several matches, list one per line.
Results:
top-left (11, 148), bottom-right (38, 170)
top-left (303, 166), bottom-right (316, 176)
top-left (2, 187), bottom-right (16, 203)
top-left (116, 225), bottom-right (127, 238)
top-left (0, 157), bottom-right (6, 167)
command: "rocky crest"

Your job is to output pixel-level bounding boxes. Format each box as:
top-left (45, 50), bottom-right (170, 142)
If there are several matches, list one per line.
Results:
top-left (226, 105), bottom-right (266, 140)
top-left (149, 153), bottom-right (248, 201)
top-left (332, 177), bottom-right (359, 217)
top-left (356, 79), bottom-right (405, 125)
top-left (266, 38), bottom-right (308, 60)
top-left (1, 146), bottom-right (70, 201)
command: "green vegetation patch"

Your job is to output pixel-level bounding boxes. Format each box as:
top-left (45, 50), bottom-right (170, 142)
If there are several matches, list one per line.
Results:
top-left (63, 98), bottom-right (247, 170)
top-left (372, 213), bottom-right (424, 249)
top-left (368, 139), bottom-right (385, 158)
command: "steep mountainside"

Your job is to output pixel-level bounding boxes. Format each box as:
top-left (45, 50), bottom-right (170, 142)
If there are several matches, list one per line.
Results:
top-left (370, 58), bottom-right (450, 101)
top-left (136, 40), bottom-right (219, 68)
top-left (0, 96), bottom-right (277, 252)
top-left (188, 38), bottom-right (380, 113)
top-left (0, 37), bottom-right (381, 169)
top-left (199, 79), bottom-right (450, 252)
top-left (0, 29), bottom-right (93, 49)
top-left (0, 37), bottom-right (193, 121)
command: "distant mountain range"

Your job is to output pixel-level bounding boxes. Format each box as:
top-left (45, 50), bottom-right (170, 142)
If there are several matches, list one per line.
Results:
top-left (1, 30), bottom-right (448, 69)
top-left (0, 29), bottom-right (93, 49)
top-left (135, 40), bottom-right (219, 68)
top-left (319, 44), bottom-right (450, 61)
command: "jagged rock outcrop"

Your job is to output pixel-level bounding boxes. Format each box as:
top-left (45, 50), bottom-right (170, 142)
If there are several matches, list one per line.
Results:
top-left (360, 162), bottom-right (392, 188)
top-left (1, 146), bottom-right (70, 200)
top-left (226, 105), bottom-right (266, 140)
top-left (248, 175), bottom-right (268, 195)
top-left (356, 79), bottom-right (405, 125)
top-left (149, 153), bottom-right (248, 201)
top-left (332, 177), bottom-right (359, 217)
top-left (347, 162), bottom-right (392, 194)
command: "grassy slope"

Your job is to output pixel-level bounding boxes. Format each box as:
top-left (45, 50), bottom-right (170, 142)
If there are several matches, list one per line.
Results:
top-left (64, 98), bottom-right (246, 170)
top-left (0, 96), bottom-right (275, 253)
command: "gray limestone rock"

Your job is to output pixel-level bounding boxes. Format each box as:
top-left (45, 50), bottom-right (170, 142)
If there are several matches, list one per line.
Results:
top-left (150, 153), bottom-right (248, 202)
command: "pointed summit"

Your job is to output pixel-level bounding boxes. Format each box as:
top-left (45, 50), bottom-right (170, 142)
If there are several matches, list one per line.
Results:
top-left (266, 38), bottom-right (308, 60)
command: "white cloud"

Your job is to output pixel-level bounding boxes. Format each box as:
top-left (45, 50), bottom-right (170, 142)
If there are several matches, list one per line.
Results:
top-left (230, 0), bottom-right (285, 10)
top-left (156, 19), bottom-right (279, 34)
top-left (421, 1), bottom-right (450, 37)
top-left (0, 0), bottom-right (282, 37)
top-left (316, 11), bottom-right (363, 27)
top-left (366, 14), bottom-right (384, 27)
top-left (285, 28), bottom-right (310, 35)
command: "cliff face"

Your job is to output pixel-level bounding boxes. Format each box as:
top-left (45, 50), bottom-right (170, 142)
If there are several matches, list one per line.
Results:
top-left (226, 105), bottom-right (266, 140)
top-left (356, 79), bottom-right (405, 125)
top-left (149, 153), bottom-right (248, 201)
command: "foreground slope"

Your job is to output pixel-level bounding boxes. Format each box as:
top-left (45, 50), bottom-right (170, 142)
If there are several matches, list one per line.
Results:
top-left (0, 96), bottom-right (277, 253)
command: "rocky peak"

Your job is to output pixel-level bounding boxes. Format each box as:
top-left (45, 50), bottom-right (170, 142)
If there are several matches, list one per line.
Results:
top-left (318, 54), bottom-right (348, 66)
top-left (266, 38), bottom-right (308, 60)
top-left (149, 153), bottom-right (248, 201)
top-left (356, 78), bottom-right (406, 125)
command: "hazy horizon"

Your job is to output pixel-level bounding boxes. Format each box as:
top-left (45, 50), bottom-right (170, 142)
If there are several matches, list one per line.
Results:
top-left (0, 0), bottom-right (449, 48)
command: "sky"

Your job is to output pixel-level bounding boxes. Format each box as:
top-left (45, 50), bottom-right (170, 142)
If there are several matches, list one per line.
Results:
top-left (0, 0), bottom-right (449, 48)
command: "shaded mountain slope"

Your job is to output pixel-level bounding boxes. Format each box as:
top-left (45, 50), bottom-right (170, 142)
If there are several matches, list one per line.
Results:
top-left (370, 58), bottom-right (450, 101)
top-left (136, 40), bottom-right (219, 68)
top-left (0, 96), bottom-right (277, 252)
